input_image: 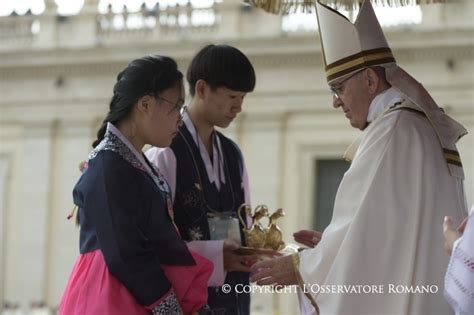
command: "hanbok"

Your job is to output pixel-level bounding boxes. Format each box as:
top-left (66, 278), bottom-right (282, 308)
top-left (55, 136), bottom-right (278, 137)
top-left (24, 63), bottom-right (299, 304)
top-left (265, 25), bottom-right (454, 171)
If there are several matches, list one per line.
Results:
top-left (60, 123), bottom-right (213, 315)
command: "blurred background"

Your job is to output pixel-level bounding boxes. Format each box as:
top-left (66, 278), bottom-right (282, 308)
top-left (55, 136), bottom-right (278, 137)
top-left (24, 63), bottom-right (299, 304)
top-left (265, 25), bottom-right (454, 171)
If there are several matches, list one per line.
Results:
top-left (0, 0), bottom-right (473, 314)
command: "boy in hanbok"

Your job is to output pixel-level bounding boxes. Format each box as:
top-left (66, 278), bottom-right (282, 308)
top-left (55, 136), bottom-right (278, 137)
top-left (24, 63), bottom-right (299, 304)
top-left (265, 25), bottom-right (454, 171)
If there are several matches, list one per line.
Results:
top-left (147, 44), bottom-right (257, 315)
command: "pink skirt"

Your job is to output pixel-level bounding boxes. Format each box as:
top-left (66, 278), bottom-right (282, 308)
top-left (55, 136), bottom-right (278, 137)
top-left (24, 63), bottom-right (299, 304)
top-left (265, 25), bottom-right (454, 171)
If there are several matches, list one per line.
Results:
top-left (59, 249), bottom-right (213, 315)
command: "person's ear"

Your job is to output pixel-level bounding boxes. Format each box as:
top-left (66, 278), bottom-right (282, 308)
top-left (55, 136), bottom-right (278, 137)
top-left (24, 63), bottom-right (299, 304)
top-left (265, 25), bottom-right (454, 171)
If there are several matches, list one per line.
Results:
top-left (195, 80), bottom-right (208, 100)
top-left (136, 95), bottom-right (152, 113)
top-left (365, 68), bottom-right (380, 95)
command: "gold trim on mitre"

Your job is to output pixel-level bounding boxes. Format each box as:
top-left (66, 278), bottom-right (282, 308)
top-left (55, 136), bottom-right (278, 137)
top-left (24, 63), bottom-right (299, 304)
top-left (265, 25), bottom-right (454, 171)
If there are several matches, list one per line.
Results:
top-left (326, 47), bottom-right (396, 81)
top-left (316, 0), bottom-right (396, 83)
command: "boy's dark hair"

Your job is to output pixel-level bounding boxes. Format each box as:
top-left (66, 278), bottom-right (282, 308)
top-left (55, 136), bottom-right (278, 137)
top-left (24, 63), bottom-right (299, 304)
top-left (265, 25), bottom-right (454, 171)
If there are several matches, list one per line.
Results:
top-left (186, 44), bottom-right (256, 96)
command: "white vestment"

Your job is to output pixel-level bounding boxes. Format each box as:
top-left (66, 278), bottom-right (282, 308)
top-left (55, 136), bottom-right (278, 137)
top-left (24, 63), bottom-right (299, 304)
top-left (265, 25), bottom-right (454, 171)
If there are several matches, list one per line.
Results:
top-left (298, 88), bottom-right (467, 315)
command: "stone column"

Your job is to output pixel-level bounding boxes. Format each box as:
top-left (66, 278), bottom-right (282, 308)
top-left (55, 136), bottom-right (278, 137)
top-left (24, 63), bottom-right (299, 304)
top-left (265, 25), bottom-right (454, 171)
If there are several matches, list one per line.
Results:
top-left (4, 122), bottom-right (54, 307)
top-left (34, 0), bottom-right (57, 49)
top-left (0, 153), bottom-right (12, 310)
top-left (214, 0), bottom-right (242, 39)
top-left (57, 0), bottom-right (99, 48)
top-left (44, 121), bottom-right (92, 307)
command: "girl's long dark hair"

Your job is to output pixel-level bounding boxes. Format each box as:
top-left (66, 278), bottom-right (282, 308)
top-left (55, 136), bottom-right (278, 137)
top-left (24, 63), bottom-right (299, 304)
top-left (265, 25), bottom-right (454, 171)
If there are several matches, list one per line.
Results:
top-left (76, 55), bottom-right (182, 226)
top-left (92, 55), bottom-right (183, 148)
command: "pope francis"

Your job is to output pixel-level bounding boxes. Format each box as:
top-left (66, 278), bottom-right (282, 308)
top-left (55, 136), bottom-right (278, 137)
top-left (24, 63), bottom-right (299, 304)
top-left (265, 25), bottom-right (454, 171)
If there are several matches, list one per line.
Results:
top-left (250, 1), bottom-right (469, 314)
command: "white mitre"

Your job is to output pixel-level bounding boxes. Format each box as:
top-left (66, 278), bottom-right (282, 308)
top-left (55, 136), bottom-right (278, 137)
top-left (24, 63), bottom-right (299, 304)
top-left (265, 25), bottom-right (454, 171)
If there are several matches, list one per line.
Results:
top-left (315, 0), bottom-right (467, 178)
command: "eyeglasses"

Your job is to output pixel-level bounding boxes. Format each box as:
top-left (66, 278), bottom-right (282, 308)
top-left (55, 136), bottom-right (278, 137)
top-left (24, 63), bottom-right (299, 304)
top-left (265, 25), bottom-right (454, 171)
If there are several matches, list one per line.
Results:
top-left (329, 69), bottom-right (365, 99)
top-left (156, 96), bottom-right (187, 117)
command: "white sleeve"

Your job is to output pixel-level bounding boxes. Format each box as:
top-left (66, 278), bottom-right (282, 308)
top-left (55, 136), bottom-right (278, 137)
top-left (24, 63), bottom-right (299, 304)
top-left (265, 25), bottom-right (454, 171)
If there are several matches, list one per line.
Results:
top-left (242, 162), bottom-right (251, 205)
top-left (241, 159), bottom-right (253, 227)
top-left (187, 240), bottom-right (227, 286)
top-left (145, 147), bottom-right (177, 202)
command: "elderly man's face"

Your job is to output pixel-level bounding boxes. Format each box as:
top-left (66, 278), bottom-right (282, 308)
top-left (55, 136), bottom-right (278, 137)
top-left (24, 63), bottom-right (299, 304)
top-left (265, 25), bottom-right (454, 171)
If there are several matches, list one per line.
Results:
top-left (330, 69), bottom-right (371, 130)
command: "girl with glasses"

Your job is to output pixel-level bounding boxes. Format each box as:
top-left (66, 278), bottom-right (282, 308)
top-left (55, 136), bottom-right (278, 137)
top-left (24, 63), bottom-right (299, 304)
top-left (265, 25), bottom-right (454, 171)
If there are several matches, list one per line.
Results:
top-left (60, 55), bottom-right (213, 315)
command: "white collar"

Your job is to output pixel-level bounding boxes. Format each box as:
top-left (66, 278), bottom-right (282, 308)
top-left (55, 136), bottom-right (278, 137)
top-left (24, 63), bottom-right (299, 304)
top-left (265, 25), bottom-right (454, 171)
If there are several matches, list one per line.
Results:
top-left (106, 122), bottom-right (146, 164)
top-left (182, 111), bottom-right (226, 186)
top-left (182, 111), bottom-right (223, 155)
top-left (183, 111), bottom-right (198, 143)
top-left (367, 87), bottom-right (403, 123)
top-left (105, 122), bottom-right (170, 193)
